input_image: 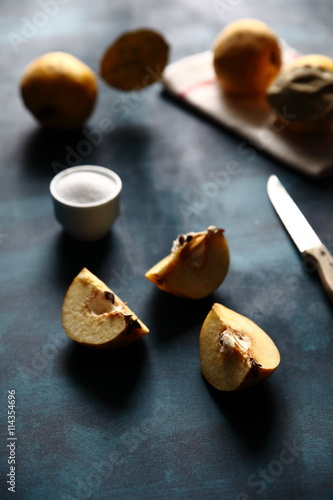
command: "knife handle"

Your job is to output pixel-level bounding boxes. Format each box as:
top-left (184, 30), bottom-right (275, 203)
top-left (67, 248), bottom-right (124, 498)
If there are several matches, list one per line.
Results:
top-left (302, 244), bottom-right (333, 303)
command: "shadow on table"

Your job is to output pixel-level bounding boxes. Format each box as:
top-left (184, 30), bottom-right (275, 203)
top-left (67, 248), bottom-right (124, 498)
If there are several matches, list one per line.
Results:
top-left (20, 127), bottom-right (84, 178)
top-left (51, 230), bottom-right (115, 288)
top-left (20, 122), bottom-right (154, 179)
top-left (146, 289), bottom-right (220, 341)
top-left (62, 338), bottom-right (147, 409)
top-left (206, 377), bottom-right (279, 454)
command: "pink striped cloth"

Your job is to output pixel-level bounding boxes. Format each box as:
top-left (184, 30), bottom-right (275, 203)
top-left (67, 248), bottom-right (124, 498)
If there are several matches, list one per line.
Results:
top-left (163, 42), bottom-right (333, 178)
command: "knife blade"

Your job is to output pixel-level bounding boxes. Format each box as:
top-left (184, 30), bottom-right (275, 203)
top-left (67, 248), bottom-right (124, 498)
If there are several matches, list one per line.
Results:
top-left (267, 175), bottom-right (333, 303)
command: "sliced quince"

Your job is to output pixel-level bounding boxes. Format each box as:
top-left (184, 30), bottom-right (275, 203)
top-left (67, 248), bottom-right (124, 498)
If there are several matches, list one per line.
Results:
top-left (200, 303), bottom-right (280, 391)
top-left (145, 226), bottom-right (230, 299)
top-left (266, 53), bottom-right (333, 134)
top-left (62, 268), bottom-right (149, 349)
top-left (100, 28), bottom-right (169, 90)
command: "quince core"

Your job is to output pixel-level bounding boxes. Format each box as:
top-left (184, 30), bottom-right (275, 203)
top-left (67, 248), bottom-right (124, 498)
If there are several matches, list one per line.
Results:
top-left (145, 226), bottom-right (229, 299)
top-left (200, 303), bottom-right (280, 391)
top-left (62, 268), bottom-right (149, 349)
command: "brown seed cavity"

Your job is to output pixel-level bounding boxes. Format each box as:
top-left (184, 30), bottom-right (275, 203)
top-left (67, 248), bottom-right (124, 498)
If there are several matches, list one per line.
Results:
top-left (123, 314), bottom-right (141, 335)
top-left (104, 291), bottom-right (115, 304)
top-left (250, 357), bottom-right (263, 377)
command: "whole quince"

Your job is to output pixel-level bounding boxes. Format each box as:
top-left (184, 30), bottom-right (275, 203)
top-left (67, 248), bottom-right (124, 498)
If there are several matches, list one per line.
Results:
top-left (213, 18), bottom-right (282, 97)
top-left (20, 52), bottom-right (98, 130)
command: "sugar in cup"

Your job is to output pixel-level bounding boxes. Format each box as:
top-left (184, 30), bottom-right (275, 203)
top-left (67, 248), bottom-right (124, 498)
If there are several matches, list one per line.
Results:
top-left (50, 165), bottom-right (122, 241)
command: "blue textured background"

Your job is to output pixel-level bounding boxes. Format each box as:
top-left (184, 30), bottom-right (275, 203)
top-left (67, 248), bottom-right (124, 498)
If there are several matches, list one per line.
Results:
top-left (1, 1), bottom-right (333, 499)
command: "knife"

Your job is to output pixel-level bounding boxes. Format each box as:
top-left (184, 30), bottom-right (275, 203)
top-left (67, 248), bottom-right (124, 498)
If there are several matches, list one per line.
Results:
top-left (267, 175), bottom-right (333, 303)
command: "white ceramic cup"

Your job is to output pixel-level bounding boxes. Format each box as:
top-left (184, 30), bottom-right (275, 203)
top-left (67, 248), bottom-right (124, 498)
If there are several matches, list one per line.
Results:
top-left (50, 165), bottom-right (122, 241)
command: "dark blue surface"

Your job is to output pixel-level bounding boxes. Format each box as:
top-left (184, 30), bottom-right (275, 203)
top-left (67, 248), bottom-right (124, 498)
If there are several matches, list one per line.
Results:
top-left (1, 1), bottom-right (333, 499)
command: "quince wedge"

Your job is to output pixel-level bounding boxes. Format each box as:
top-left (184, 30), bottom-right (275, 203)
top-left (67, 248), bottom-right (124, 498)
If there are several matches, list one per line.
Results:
top-left (145, 226), bottom-right (229, 299)
top-left (62, 268), bottom-right (149, 349)
top-left (200, 303), bottom-right (280, 391)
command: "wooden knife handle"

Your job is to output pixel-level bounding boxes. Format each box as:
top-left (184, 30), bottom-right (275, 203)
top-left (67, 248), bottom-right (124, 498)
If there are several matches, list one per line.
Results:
top-left (302, 244), bottom-right (333, 303)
